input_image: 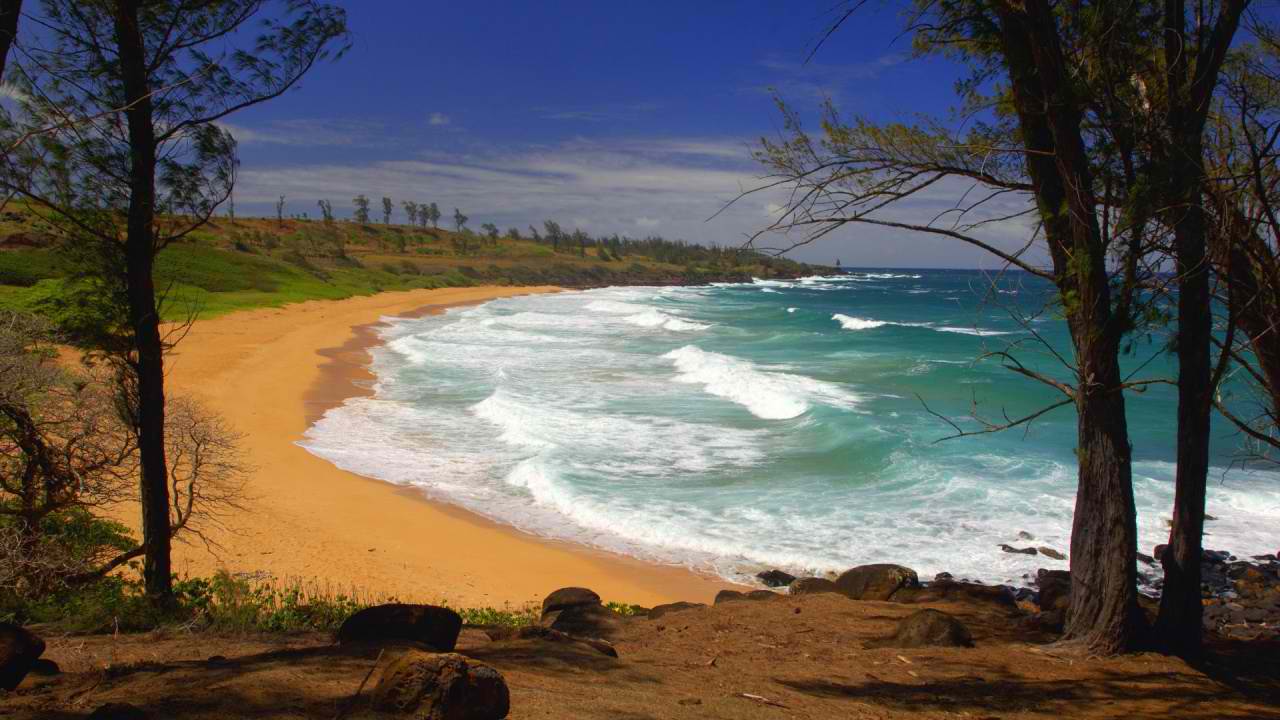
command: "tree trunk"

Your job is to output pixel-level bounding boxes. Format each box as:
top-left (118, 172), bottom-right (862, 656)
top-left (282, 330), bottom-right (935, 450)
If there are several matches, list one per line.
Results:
top-left (0, 0), bottom-right (21, 81)
top-left (113, 0), bottom-right (172, 604)
top-left (1064, 342), bottom-right (1142, 653)
top-left (1153, 0), bottom-right (1245, 654)
top-left (1155, 127), bottom-right (1212, 652)
top-left (994, 0), bottom-right (1142, 654)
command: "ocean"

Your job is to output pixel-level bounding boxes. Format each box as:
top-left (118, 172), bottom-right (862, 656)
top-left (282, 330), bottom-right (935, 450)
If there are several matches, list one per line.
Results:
top-left (300, 271), bottom-right (1280, 587)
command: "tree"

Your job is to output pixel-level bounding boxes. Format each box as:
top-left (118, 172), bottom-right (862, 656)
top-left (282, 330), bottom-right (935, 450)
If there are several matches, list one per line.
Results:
top-left (480, 222), bottom-right (498, 244)
top-left (1204, 35), bottom-right (1280, 464)
top-left (275, 195), bottom-right (286, 227)
top-left (0, 313), bottom-right (245, 600)
top-left (453, 207), bottom-right (468, 232)
top-left (0, 0), bottom-right (21, 82)
top-left (507, 227), bottom-right (521, 240)
top-left (746, 0), bottom-right (1196, 653)
top-left (543, 220), bottom-right (562, 253)
top-left (353, 194), bottom-right (371, 225)
top-left (381, 196), bottom-right (393, 225)
top-left (402, 200), bottom-right (419, 227)
top-left (1150, 0), bottom-right (1249, 654)
top-left (317, 199), bottom-right (334, 224)
top-left (572, 228), bottom-right (588, 257)
top-left (0, 0), bottom-right (348, 603)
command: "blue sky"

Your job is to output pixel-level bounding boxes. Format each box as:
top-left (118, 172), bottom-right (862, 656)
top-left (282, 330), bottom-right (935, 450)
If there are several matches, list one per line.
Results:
top-left (222, 1), bottom-right (1028, 268)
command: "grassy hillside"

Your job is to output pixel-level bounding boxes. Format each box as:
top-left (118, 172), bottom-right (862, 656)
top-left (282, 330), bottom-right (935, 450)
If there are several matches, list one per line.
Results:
top-left (0, 207), bottom-right (816, 323)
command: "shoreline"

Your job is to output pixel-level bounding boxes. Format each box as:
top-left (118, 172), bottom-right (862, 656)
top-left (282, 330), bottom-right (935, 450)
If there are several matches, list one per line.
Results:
top-left (156, 286), bottom-right (738, 608)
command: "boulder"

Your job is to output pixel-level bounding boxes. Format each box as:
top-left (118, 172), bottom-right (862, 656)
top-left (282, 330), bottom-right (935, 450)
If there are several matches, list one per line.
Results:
top-left (517, 626), bottom-right (617, 657)
top-left (834, 564), bottom-right (919, 601)
top-left (1038, 547), bottom-right (1066, 561)
top-left (541, 587), bottom-right (601, 615)
top-left (336, 604), bottom-right (462, 651)
top-left (87, 704), bottom-right (150, 720)
top-left (757, 569), bottom-right (797, 588)
top-left (0, 622), bottom-right (45, 691)
top-left (1036, 569), bottom-right (1071, 613)
top-left (372, 651), bottom-right (510, 720)
top-left (647, 601), bottom-right (705, 620)
top-left (788, 577), bottom-right (839, 596)
top-left (29, 658), bottom-right (59, 676)
top-left (894, 580), bottom-right (1017, 609)
top-left (867, 609), bottom-right (974, 649)
top-left (999, 544), bottom-right (1038, 556)
top-left (542, 603), bottom-right (626, 638)
top-left (714, 589), bottom-right (780, 604)
top-left (1018, 531), bottom-right (1035, 540)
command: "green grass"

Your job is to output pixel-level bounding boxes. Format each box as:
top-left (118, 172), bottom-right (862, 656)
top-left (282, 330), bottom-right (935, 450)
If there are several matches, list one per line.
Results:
top-left (0, 208), bottom-right (816, 326)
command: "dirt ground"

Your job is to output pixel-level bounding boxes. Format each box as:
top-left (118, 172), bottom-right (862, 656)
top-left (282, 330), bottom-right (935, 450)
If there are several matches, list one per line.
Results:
top-left (5, 593), bottom-right (1278, 719)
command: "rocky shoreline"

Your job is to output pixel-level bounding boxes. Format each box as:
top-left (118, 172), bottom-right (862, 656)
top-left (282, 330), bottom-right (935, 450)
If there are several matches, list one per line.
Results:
top-left (752, 545), bottom-right (1280, 642)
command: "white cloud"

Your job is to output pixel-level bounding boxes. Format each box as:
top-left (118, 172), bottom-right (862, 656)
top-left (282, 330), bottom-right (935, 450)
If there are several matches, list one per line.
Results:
top-left (428, 112), bottom-right (451, 127)
top-left (231, 135), bottom-right (1046, 268)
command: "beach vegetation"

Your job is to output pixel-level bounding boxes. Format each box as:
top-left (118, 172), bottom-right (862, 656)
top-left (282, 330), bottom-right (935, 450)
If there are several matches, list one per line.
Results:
top-left (0, 0), bottom-right (352, 608)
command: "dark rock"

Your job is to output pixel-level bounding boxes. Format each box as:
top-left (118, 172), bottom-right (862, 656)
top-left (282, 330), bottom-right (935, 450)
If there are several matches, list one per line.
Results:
top-left (1243, 607), bottom-right (1267, 623)
top-left (1036, 569), bottom-right (1071, 613)
top-left (757, 569), bottom-right (797, 588)
top-left (1137, 552), bottom-right (1156, 566)
top-left (648, 601), bottom-right (705, 620)
top-left (542, 603), bottom-right (626, 638)
top-left (0, 622), bottom-right (44, 691)
top-left (895, 580), bottom-right (1017, 609)
top-left (372, 651), bottom-right (510, 720)
top-left (834, 564), bottom-right (920, 601)
top-left (501, 625), bottom-right (618, 657)
top-left (1154, 544), bottom-right (1168, 561)
top-left (678, 698), bottom-right (703, 706)
top-left (934, 572), bottom-right (954, 582)
top-left (1038, 547), bottom-right (1066, 561)
top-left (714, 589), bottom-right (781, 604)
top-left (999, 544), bottom-right (1038, 556)
top-left (88, 704), bottom-right (150, 720)
top-left (336, 604), bottom-right (462, 651)
top-left (1017, 531), bottom-right (1035, 541)
top-left (29, 658), bottom-right (59, 676)
top-left (788, 577), bottom-right (839, 596)
top-left (1031, 609), bottom-right (1066, 633)
top-left (1204, 549), bottom-right (1232, 564)
top-left (866, 609), bottom-right (974, 649)
top-left (541, 587), bottom-right (601, 615)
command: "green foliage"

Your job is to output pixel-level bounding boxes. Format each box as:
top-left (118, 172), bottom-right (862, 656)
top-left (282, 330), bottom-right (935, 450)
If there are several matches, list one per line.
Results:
top-left (0, 249), bottom-right (64, 287)
top-left (604, 601), bottom-right (646, 617)
top-left (452, 605), bottom-right (538, 628)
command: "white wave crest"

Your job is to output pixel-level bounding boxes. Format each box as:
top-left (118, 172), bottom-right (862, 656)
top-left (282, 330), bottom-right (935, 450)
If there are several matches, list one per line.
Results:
top-left (832, 314), bottom-right (889, 331)
top-left (935, 326), bottom-right (1014, 337)
top-left (663, 345), bottom-right (859, 420)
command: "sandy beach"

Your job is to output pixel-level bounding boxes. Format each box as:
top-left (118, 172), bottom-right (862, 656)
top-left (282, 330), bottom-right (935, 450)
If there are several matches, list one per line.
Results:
top-left (155, 286), bottom-right (735, 609)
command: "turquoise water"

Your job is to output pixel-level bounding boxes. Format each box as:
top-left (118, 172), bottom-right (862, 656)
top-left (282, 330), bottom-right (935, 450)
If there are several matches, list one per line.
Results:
top-left (300, 272), bottom-right (1279, 586)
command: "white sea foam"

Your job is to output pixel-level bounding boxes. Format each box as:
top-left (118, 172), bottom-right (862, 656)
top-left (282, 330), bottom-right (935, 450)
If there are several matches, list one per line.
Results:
top-left (663, 345), bottom-right (859, 420)
top-left (832, 314), bottom-right (889, 331)
top-left (935, 326), bottom-right (1015, 337)
top-left (297, 282), bottom-right (1280, 591)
